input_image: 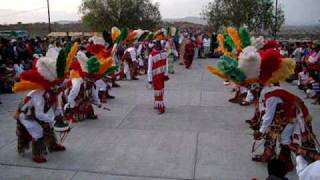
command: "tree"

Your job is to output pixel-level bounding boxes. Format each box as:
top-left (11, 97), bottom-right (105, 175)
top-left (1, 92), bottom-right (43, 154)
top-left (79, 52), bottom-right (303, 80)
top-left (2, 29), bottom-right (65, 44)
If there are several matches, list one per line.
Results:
top-left (80, 0), bottom-right (162, 31)
top-left (202, 0), bottom-right (285, 35)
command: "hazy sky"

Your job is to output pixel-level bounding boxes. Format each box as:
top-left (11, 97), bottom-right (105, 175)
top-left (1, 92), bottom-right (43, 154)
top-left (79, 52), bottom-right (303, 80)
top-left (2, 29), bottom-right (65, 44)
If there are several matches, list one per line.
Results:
top-left (0, 0), bottom-right (319, 25)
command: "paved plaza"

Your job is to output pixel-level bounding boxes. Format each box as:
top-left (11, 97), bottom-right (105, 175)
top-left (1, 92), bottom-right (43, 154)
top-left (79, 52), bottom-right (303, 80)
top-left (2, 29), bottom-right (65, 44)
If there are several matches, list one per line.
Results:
top-left (1, 59), bottom-right (319, 180)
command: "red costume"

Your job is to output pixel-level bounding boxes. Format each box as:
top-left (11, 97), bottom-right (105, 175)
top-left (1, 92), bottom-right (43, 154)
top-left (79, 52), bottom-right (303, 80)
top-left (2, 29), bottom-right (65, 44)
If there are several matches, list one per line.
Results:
top-left (147, 48), bottom-right (169, 114)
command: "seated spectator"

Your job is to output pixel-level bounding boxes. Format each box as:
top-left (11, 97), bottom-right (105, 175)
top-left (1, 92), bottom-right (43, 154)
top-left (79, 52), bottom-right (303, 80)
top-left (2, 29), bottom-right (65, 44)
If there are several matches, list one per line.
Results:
top-left (0, 62), bottom-right (15, 94)
top-left (298, 66), bottom-right (310, 90)
top-left (305, 72), bottom-right (320, 103)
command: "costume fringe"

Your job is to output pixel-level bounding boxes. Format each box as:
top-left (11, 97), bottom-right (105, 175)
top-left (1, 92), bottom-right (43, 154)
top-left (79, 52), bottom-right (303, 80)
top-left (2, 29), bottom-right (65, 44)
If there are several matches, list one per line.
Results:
top-left (154, 89), bottom-right (164, 97)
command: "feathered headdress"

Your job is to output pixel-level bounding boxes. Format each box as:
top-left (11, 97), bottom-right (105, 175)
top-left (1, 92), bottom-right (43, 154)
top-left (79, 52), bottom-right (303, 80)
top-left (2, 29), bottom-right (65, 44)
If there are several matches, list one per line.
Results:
top-left (208, 38), bottom-right (295, 85)
top-left (71, 36), bottom-right (114, 79)
top-left (216, 27), bottom-right (252, 57)
top-left (13, 46), bottom-right (74, 92)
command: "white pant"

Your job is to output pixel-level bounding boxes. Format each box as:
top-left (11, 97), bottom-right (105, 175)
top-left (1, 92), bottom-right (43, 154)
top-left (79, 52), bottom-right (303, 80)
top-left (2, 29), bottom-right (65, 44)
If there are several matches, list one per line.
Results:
top-left (280, 123), bottom-right (295, 145)
top-left (245, 90), bottom-right (254, 103)
top-left (124, 62), bottom-right (131, 80)
top-left (19, 114), bottom-right (43, 140)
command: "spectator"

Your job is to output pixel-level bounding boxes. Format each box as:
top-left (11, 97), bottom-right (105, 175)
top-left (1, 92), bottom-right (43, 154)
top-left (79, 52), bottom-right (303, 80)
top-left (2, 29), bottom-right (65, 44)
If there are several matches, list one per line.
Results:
top-left (292, 42), bottom-right (304, 79)
top-left (202, 35), bottom-right (211, 58)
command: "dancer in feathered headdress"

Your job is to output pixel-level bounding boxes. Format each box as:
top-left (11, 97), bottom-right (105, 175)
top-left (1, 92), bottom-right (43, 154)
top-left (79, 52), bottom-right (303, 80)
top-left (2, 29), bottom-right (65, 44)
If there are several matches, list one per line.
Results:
top-left (66, 35), bottom-right (115, 122)
top-left (164, 27), bottom-right (178, 74)
top-left (147, 34), bottom-right (170, 114)
top-left (121, 28), bottom-right (143, 80)
top-left (12, 46), bottom-right (75, 163)
top-left (208, 29), bottom-right (317, 172)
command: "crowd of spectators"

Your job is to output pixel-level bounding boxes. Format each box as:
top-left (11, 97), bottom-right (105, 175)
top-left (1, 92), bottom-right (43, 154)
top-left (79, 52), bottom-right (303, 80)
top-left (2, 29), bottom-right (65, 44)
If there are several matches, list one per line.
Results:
top-left (0, 37), bottom-right (75, 100)
top-left (283, 41), bottom-right (320, 104)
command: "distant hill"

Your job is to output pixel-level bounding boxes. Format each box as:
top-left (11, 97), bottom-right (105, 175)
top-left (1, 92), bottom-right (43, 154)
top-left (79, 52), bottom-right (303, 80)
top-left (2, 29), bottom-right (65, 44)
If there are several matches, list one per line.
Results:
top-left (0, 19), bottom-right (319, 40)
top-left (163, 16), bottom-right (207, 25)
top-left (54, 20), bottom-right (80, 25)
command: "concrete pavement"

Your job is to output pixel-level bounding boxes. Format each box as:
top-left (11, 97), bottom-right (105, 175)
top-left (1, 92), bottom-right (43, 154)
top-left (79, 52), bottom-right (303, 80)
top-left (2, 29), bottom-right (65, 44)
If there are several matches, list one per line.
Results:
top-left (1, 58), bottom-right (318, 180)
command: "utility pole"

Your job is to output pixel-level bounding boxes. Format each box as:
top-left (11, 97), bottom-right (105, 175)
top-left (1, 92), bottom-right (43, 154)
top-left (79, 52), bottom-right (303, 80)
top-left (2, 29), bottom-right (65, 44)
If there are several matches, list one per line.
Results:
top-left (47, 0), bottom-right (52, 33)
top-left (274, 0), bottom-right (278, 39)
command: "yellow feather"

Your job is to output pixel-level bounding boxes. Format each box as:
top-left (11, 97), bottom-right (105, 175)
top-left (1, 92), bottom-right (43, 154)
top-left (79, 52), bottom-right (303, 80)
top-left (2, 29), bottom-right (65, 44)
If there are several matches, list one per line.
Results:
top-left (99, 57), bottom-right (113, 75)
top-left (217, 34), bottom-right (225, 53)
top-left (227, 27), bottom-right (241, 50)
top-left (65, 42), bottom-right (79, 73)
top-left (267, 58), bottom-right (296, 84)
top-left (70, 70), bottom-right (81, 79)
top-left (207, 65), bottom-right (228, 80)
top-left (12, 80), bottom-right (44, 92)
top-left (111, 27), bottom-right (120, 42)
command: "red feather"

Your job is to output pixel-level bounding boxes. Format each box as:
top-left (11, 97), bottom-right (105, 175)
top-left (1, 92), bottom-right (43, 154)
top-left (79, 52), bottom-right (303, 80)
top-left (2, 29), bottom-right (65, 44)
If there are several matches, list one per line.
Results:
top-left (20, 70), bottom-right (52, 89)
top-left (71, 59), bottom-right (86, 78)
top-left (87, 44), bottom-right (105, 55)
top-left (261, 40), bottom-right (279, 50)
top-left (259, 49), bottom-right (282, 84)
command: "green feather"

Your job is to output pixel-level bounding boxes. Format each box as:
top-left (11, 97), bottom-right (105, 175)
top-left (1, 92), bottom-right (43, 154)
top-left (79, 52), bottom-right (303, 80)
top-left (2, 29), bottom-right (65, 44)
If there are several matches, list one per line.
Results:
top-left (115, 27), bottom-right (129, 44)
top-left (212, 33), bottom-right (219, 49)
top-left (87, 56), bottom-right (100, 73)
top-left (103, 30), bottom-right (113, 47)
top-left (103, 65), bottom-right (119, 76)
top-left (239, 27), bottom-right (251, 48)
top-left (147, 32), bottom-right (154, 40)
top-left (217, 55), bottom-right (246, 83)
top-left (138, 31), bottom-right (149, 42)
top-left (56, 49), bottom-right (67, 78)
top-left (224, 33), bottom-right (235, 52)
top-left (65, 43), bottom-right (72, 55)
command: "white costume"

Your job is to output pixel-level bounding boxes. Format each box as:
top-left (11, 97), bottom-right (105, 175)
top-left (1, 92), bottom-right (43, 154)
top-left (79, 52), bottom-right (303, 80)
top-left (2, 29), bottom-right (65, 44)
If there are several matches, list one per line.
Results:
top-left (19, 90), bottom-right (61, 140)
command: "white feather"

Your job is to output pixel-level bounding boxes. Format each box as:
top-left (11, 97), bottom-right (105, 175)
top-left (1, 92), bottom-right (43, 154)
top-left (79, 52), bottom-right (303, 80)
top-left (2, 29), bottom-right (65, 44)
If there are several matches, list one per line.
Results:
top-left (251, 36), bottom-right (265, 50)
top-left (238, 46), bottom-right (261, 79)
top-left (36, 56), bottom-right (57, 81)
top-left (135, 29), bottom-right (144, 42)
top-left (76, 51), bottom-right (89, 72)
top-left (46, 48), bottom-right (59, 59)
top-left (89, 36), bottom-right (105, 45)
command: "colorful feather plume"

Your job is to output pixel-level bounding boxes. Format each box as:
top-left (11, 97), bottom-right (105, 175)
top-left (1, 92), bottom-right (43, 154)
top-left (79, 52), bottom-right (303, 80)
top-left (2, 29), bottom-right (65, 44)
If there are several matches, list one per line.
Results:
top-left (261, 40), bottom-right (280, 50)
top-left (87, 56), bottom-right (101, 74)
top-left (217, 56), bottom-right (246, 84)
top-left (20, 70), bottom-right (51, 89)
top-left (147, 32), bottom-right (155, 40)
top-left (267, 58), bottom-right (295, 84)
top-left (115, 27), bottom-right (129, 44)
top-left (211, 33), bottom-right (219, 49)
top-left (56, 49), bottom-right (67, 78)
top-left (103, 30), bottom-right (113, 47)
top-left (224, 33), bottom-right (236, 52)
top-left (238, 46), bottom-right (261, 80)
top-left (98, 57), bottom-right (113, 75)
top-left (103, 65), bottom-right (119, 76)
top-left (251, 36), bottom-right (265, 50)
top-left (36, 56), bottom-right (58, 82)
top-left (65, 42), bottom-right (78, 73)
top-left (217, 33), bottom-right (225, 52)
top-left (76, 51), bottom-right (89, 73)
top-left (111, 27), bottom-right (120, 42)
top-left (259, 49), bottom-right (282, 84)
top-left (70, 69), bottom-right (81, 79)
top-left (125, 30), bottom-right (138, 44)
top-left (207, 65), bottom-right (228, 80)
top-left (12, 80), bottom-right (45, 92)
top-left (138, 31), bottom-right (149, 42)
top-left (226, 27), bottom-right (241, 50)
top-left (239, 27), bottom-right (251, 48)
